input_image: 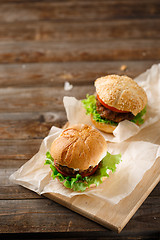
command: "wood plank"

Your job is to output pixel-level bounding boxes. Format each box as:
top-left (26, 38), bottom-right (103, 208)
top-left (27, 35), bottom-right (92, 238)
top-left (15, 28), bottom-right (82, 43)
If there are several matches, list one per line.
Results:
top-left (0, 61), bottom-right (157, 87)
top-left (0, 0), bottom-right (159, 23)
top-left (0, 194), bottom-right (159, 234)
top-left (0, 86), bottom-right (94, 112)
top-left (0, 198), bottom-right (106, 233)
top-left (0, 119), bottom-right (53, 140)
top-left (0, 139), bottom-right (41, 160)
top-left (0, 186), bottom-right (43, 200)
top-left (0, 40), bottom-right (160, 63)
top-left (0, 159), bottom-right (27, 169)
top-left (0, 111), bottom-right (66, 139)
top-left (0, 19), bottom-right (160, 42)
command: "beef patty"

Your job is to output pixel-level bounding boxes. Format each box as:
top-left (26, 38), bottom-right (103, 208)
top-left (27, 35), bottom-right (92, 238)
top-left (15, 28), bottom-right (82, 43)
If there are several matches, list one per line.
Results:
top-left (96, 99), bottom-right (134, 123)
top-left (55, 162), bottom-right (98, 177)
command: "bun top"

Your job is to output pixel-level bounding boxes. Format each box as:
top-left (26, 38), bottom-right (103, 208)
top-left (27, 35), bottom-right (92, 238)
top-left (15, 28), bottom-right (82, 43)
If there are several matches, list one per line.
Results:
top-left (50, 124), bottom-right (107, 170)
top-left (95, 75), bottom-right (147, 116)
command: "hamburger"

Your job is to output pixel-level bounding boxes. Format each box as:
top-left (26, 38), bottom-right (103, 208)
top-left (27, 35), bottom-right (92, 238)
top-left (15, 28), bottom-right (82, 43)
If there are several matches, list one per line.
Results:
top-left (82, 75), bottom-right (147, 133)
top-left (45, 124), bottom-right (121, 192)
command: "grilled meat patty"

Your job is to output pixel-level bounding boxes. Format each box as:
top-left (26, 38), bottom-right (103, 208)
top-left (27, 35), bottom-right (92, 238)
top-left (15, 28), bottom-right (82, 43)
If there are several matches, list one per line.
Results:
top-left (96, 98), bottom-right (134, 123)
top-left (55, 162), bottom-right (98, 177)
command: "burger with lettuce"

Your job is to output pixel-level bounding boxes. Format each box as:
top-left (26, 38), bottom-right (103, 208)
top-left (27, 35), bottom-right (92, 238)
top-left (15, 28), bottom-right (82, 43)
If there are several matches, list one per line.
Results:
top-left (45, 124), bottom-right (121, 192)
top-left (82, 75), bottom-right (147, 133)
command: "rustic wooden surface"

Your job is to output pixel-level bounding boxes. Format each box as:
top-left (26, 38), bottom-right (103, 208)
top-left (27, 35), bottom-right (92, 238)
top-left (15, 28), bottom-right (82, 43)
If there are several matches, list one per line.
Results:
top-left (0, 0), bottom-right (160, 239)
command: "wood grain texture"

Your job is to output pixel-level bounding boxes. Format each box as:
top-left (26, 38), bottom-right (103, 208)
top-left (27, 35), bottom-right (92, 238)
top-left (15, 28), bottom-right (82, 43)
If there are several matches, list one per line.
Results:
top-left (1, 19), bottom-right (160, 42)
top-left (0, 186), bottom-right (43, 200)
top-left (0, 0), bottom-right (159, 22)
top-left (0, 61), bottom-right (157, 87)
top-left (0, 112), bottom-right (66, 139)
top-left (0, 40), bottom-right (159, 63)
top-left (0, 0), bottom-right (160, 237)
top-left (0, 120), bottom-right (53, 140)
top-left (0, 140), bottom-right (41, 160)
top-left (0, 198), bottom-right (106, 234)
top-left (0, 86), bottom-right (93, 112)
top-left (0, 191), bottom-right (159, 234)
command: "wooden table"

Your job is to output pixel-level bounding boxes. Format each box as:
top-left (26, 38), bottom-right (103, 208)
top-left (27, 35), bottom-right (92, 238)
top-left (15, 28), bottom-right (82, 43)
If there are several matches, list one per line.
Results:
top-left (0, 1), bottom-right (160, 239)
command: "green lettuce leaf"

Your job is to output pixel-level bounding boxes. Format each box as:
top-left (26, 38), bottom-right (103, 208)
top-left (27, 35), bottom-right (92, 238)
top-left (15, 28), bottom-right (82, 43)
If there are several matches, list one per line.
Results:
top-left (82, 94), bottom-right (146, 126)
top-left (45, 151), bottom-right (121, 192)
top-left (130, 106), bottom-right (146, 125)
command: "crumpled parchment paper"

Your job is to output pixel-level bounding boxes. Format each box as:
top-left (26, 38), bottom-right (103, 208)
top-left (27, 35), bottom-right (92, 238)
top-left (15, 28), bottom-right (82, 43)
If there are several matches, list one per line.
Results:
top-left (10, 125), bottom-right (160, 204)
top-left (9, 64), bottom-right (160, 204)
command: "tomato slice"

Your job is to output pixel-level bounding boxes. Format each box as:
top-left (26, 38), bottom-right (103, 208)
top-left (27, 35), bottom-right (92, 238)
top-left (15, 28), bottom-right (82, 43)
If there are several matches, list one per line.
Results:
top-left (54, 160), bottom-right (99, 178)
top-left (97, 94), bottom-right (129, 113)
top-left (81, 164), bottom-right (99, 178)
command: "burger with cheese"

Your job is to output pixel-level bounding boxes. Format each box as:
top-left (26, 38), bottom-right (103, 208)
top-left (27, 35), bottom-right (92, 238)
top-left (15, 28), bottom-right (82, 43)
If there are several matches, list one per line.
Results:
top-left (82, 75), bottom-right (147, 133)
top-left (45, 124), bottom-right (121, 191)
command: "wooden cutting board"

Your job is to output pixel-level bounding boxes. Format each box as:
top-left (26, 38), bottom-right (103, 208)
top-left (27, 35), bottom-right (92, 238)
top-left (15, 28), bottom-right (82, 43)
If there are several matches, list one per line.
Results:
top-left (44, 155), bottom-right (160, 233)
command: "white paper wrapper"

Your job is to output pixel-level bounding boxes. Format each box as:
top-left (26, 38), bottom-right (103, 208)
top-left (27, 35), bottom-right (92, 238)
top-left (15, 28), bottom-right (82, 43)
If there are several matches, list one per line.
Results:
top-left (9, 64), bottom-right (160, 205)
top-left (10, 125), bottom-right (160, 204)
top-left (63, 63), bottom-right (160, 142)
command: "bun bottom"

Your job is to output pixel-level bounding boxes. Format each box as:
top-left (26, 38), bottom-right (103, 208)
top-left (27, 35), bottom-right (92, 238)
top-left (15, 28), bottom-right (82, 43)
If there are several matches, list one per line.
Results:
top-left (91, 115), bottom-right (116, 134)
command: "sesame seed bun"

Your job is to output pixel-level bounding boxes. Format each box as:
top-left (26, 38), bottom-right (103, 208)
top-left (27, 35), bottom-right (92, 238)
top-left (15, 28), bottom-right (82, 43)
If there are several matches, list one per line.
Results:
top-left (50, 124), bottom-right (107, 171)
top-left (95, 75), bottom-right (147, 116)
